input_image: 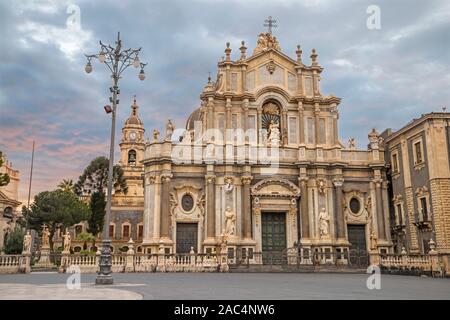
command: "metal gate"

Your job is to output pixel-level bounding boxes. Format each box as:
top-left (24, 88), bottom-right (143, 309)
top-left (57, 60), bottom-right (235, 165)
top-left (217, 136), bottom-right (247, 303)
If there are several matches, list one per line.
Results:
top-left (347, 225), bottom-right (369, 267)
top-left (176, 223), bottom-right (198, 254)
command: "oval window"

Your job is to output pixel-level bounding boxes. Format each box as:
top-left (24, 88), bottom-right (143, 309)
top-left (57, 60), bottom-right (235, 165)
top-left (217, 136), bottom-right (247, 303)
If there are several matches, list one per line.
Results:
top-left (181, 194), bottom-right (194, 212)
top-left (349, 197), bottom-right (361, 214)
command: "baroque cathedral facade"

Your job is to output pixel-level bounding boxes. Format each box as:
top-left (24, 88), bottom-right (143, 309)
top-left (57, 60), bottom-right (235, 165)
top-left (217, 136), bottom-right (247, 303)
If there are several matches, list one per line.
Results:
top-left (138, 31), bottom-right (392, 261)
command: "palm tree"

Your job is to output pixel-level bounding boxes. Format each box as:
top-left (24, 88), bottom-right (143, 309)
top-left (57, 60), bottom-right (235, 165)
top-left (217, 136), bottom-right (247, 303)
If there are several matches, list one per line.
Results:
top-left (76, 232), bottom-right (97, 251)
top-left (58, 179), bottom-right (75, 193)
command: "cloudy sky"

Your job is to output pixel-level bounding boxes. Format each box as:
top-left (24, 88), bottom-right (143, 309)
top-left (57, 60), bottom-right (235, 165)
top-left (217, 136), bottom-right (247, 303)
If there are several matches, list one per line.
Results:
top-left (0, 0), bottom-right (449, 204)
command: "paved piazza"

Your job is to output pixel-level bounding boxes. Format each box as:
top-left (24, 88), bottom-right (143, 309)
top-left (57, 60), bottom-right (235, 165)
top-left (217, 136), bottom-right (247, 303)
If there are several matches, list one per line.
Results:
top-left (0, 273), bottom-right (448, 300)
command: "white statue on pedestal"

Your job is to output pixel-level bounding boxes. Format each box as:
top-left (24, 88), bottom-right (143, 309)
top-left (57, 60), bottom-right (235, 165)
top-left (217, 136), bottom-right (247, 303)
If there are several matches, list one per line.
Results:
top-left (62, 230), bottom-right (71, 253)
top-left (165, 119), bottom-right (174, 140)
top-left (318, 207), bottom-right (330, 238)
top-left (41, 225), bottom-right (50, 249)
top-left (23, 230), bottom-right (32, 254)
top-left (267, 120), bottom-right (280, 146)
top-left (225, 206), bottom-right (236, 236)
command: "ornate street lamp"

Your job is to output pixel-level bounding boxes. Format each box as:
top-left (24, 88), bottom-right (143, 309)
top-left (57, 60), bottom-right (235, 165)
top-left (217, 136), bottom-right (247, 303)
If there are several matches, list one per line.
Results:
top-left (84, 32), bottom-right (147, 285)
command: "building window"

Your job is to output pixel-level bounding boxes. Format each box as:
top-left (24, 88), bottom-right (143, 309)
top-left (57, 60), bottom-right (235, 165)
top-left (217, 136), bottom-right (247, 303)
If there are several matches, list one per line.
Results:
top-left (109, 224), bottom-right (115, 239)
top-left (128, 150), bottom-right (137, 165)
top-left (288, 117), bottom-right (298, 144)
top-left (122, 224), bottom-right (130, 239)
top-left (75, 225), bottom-right (83, 237)
top-left (349, 197), bottom-right (361, 214)
top-left (181, 193), bottom-right (194, 212)
top-left (306, 117), bottom-right (315, 144)
top-left (392, 152), bottom-right (399, 173)
top-left (420, 197), bottom-right (428, 221)
top-left (138, 225), bottom-right (144, 239)
top-left (217, 113), bottom-right (225, 143)
top-left (247, 115), bottom-right (257, 144)
top-left (413, 140), bottom-right (423, 164)
top-left (304, 76), bottom-right (313, 96)
top-left (396, 203), bottom-right (403, 225)
top-left (318, 118), bottom-right (326, 144)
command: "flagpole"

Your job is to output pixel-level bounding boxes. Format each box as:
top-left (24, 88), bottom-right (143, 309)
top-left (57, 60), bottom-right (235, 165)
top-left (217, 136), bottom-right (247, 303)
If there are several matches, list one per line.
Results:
top-left (27, 140), bottom-right (35, 208)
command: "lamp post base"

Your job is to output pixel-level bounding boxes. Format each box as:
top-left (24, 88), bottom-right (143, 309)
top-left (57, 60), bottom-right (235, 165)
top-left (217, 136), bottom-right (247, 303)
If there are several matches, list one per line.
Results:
top-left (95, 275), bottom-right (114, 285)
top-left (95, 239), bottom-right (113, 285)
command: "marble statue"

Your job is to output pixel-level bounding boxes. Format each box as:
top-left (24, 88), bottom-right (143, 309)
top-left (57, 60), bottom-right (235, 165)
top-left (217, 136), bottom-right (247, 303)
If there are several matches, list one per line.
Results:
top-left (348, 138), bottom-right (356, 150)
top-left (23, 230), bottom-right (32, 253)
top-left (318, 208), bottom-right (330, 238)
top-left (165, 119), bottom-right (174, 140)
top-left (41, 225), bottom-right (50, 248)
top-left (153, 129), bottom-right (160, 141)
top-left (225, 206), bottom-right (236, 236)
top-left (267, 120), bottom-right (280, 146)
top-left (62, 230), bottom-right (71, 253)
top-left (181, 130), bottom-right (192, 144)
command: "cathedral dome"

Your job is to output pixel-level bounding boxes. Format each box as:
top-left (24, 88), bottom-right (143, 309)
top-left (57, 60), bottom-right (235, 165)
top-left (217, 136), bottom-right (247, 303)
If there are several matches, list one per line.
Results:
top-left (186, 107), bottom-right (202, 130)
top-left (125, 98), bottom-right (143, 126)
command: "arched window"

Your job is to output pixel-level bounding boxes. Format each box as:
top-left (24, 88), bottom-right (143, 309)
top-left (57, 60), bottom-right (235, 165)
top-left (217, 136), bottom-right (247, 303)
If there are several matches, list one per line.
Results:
top-left (3, 207), bottom-right (13, 218)
top-left (128, 150), bottom-right (137, 165)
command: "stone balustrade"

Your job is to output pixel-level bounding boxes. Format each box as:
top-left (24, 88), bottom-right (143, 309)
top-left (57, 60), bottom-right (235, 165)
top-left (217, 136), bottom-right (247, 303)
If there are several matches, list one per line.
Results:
top-left (377, 251), bottom-right (444, 277)
top-left (0, 254), bottom-right (21, 273)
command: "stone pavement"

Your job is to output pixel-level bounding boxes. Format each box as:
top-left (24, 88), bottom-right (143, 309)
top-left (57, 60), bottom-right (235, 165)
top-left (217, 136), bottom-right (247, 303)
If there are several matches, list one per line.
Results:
top-left (0, 272), bottom-right (449, 300)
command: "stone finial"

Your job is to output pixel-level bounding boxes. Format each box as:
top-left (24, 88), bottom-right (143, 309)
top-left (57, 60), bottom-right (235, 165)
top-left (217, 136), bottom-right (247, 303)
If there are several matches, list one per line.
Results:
top-left (239, 41), bottom-right (247, 60)
top-left (153, 129), bottom-right (160, 141)
top-left (311, 48), bottom-right (318, 66)
top-left (401, 247), bottom-right (407, 255)
top-left (296, 45), bottom-right (302, 64)
top-left (225, 42), bottom-right (231, 61)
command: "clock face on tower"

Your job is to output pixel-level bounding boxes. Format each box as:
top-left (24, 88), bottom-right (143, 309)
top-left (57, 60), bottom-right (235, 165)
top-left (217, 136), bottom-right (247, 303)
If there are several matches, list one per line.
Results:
top-left (129, 132), bottom-right (137, 141)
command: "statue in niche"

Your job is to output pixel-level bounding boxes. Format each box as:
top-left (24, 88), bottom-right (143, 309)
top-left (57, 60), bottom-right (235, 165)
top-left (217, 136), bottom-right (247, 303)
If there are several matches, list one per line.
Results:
top-left (62, 230), bottom-right (71, 253)
top-left (224, 206), bottom-right (236, 236)
top-left (370, 229), bottom-right (378, 251)
top-left (318, 208), bottom-right (330, 238)
top-left (165, 119), bottom-right (175, 140)
top-left (23, 230), bottom-right (32, 253)
top-left (267, 120), bottom-right (280, 146)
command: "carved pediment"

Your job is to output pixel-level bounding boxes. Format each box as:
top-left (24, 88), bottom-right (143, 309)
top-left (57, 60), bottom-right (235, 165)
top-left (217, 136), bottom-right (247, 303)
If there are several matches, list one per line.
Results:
top-left (251, 178), bottom-right (300, 198)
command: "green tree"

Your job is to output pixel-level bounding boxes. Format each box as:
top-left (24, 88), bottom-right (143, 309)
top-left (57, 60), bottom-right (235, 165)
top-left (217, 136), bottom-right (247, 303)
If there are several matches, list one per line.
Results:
top-left (57, 179), bottom-right (75, 193)
top-left (4, 227), bottom-right (24, 254)
top-left (75, 156), bottom-right (127, 236)
top-left (74, 156), bottom-right (128, 196)
top-left (87, 191), bottom-right (106, 236)
top-left (0, 151), bottom-right (10, 187)
top-left (76, 231), bottom-right (96, 251)
top-left (22, 189), bottom-right (90, 251)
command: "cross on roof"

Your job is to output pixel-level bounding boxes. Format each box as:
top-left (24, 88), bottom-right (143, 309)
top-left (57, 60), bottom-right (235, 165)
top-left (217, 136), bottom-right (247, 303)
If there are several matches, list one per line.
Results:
top-left (264, 16), bottom-right (277, 34)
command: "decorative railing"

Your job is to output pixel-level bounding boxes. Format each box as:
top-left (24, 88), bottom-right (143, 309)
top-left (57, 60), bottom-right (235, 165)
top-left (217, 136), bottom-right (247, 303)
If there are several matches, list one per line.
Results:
top-left (378, 252), bottom-right (443, 277)
top-left (0, 254), bottom-right (21, 274)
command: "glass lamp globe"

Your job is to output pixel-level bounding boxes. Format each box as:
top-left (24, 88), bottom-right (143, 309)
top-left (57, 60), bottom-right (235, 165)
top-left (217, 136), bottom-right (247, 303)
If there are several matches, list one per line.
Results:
top-left (85, 62), bottom-right (93, 74)
top-left (99, 52), bottom-right (106, 63)
top-left (139, 69), bottom-right (145, 81)
top-left (133, 57), bottom-right (140, 68)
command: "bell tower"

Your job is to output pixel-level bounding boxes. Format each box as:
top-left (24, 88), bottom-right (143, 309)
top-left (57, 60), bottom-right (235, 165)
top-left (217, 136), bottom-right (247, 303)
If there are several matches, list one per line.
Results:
top-left (119, 97), bottom-right (145, 167)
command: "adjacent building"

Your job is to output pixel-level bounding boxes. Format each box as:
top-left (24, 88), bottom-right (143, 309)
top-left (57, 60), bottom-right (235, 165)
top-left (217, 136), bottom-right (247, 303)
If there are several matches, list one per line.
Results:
top-left (0, 153), bottom-right (21, 250)
top-left (383, 112), bottom-right (450, 269)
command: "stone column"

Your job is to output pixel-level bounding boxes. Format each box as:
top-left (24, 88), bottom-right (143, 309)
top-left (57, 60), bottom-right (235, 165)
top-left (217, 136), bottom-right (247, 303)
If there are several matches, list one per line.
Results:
top-left (374, 178), bottom-right (387, 240)
top-left (333, 178), bottom-right (345, 239)
top-left (205, 174), bottom-right (216, 238)
top-left (298, 102), bottom-right (305, 144)
top-left (299, 176), bottom-right (309, 239)
top-left (314, 103), bottom-right (320, 144)
top-left (241, 176), bottom-right (252, 239)
top-left (160, 174), bottom-right (172, 239)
